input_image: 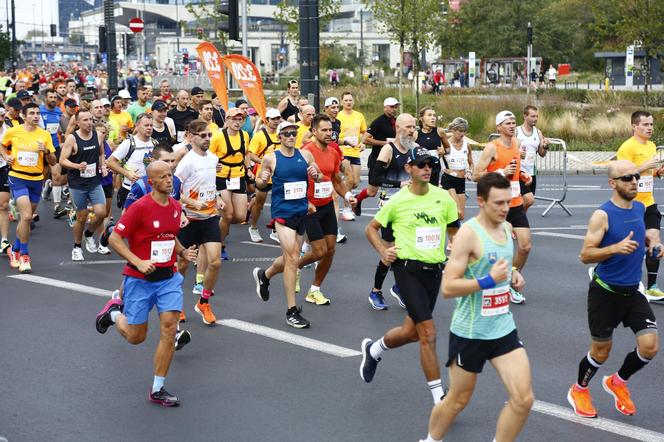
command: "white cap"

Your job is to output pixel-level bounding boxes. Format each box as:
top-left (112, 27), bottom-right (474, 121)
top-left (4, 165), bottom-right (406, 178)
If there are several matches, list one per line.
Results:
top-left (265, 108), bottom-right (281, 119)
top-left (278, 121), bottom-right (299, 133)
top-left (118, 90), bottom-right (131, 99)
top-left (383, 97), bottom-right (399, 106)
top-left (495, 110), bottom-right (516, 125)
top-left (100, 98), bottom-right (111, 106)
top-left (324, 97), bottom-right (339, 107)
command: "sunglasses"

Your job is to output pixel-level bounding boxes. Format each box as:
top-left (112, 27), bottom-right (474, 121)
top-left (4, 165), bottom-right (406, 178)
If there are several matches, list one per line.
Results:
top-left (281, 131), bottom-right (298, 138)
top-left (613, 173), bottom-right (640, 182)
top-left (414, 161), bottom-right (435, 169)
top-left (194, 132), bottom-right (213, 139)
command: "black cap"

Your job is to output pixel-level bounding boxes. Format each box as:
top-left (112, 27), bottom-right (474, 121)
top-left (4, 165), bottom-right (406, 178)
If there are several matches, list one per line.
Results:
top-left (235, 98), bottom-right (248, 107)
top-left (16, 90), bottom-right (31, 100)
top-left (151, 100), bottom-right (167, 111)
top-left (64, 98), bottom-right (78, 108)
top-left (191, 86), bottom-right (204, 96)
top-left (110, 95), bottom-right (122, 103)
top-left (408, 146), bottom-right (439, 165)
top-left (7, 97), bottom-right (22, 110)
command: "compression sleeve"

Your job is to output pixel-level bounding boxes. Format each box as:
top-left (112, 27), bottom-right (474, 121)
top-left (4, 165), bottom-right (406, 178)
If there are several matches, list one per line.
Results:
top-left (369, 160), bottom-right (401, 188)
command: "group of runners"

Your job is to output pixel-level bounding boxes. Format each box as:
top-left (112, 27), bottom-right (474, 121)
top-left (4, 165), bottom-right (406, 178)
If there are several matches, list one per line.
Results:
top-left (1, 74), bottom-right (661, 440)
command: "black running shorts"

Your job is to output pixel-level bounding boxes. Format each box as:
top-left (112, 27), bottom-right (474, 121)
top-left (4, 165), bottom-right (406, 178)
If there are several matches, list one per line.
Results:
top-left (216, 176), bottom-right (247, 194)
top-left (177, 215), bottom-right (221, 247)
top-left (645, 204), bottom-right (661, 231)
top-left (446, 329), bottom-right (523, 373)
top-left (116, 186), bottom-right (130, 209)
top-left (441, 174), bottom-right (465, 194)
top-left (507, 204), bottom-right (530, 229)
top-left (392, 259), bottom-right (443, 323)
top-left (0, 166), bottom-right (8, 193)
top-left (519, 175), bottom-right (537, 195)
top-left (305, 201), bottom-right (338, 242)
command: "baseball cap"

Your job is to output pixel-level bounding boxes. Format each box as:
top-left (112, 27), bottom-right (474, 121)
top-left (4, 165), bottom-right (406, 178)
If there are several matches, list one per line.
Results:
top-left (151, 100), bottom-right (168, 111)
top-left (16, 90), bottom-right (31, 100)
top-left (191, 86), bottom-right (204, 96)
top-left (118, 90), bottom-right (131, 99)
top-left (64, 98), bottom-right (78, 108)
top-left (278, 121), bottom-right (298, 133)
top-left (100, 98), bottom-right (111, 106)
top-left (408, 146), bottom-right (439, 165)
top-left (495, 110), bottom-right (516, 125)
top-left (110, 95), bottom-right (122, 103)
top-left (324, 97), bottom-right (339, 107)
top-left (226, 107), bottom-right (246, 118)
top-left (266, 108), bottom-right (281, 119)
top-left (383, 97), bottom-right (400, 106)
top-left (7, 97), bottom-right (21, 110)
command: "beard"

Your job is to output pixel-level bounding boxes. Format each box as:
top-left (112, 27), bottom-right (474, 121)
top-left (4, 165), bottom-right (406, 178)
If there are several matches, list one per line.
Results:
top-left (400, 134), bottom-right (416, 150)
top-left (616, 186), bottom-right (636, 201)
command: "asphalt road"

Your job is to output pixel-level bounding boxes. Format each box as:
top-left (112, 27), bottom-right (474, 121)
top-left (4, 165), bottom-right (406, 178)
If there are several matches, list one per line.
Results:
top-left (2, 175), bottom-right (664, 442)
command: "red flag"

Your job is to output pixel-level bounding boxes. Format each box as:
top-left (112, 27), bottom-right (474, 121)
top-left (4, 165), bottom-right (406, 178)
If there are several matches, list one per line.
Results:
top-left (196, 41), bottom-right (228, 110)
top-left (221, 54), bottom-right (267, 122)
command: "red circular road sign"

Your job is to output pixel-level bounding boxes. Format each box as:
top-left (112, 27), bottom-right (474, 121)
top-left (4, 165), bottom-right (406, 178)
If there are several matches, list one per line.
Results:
top-left (129, 17), bottom-right (144, 33)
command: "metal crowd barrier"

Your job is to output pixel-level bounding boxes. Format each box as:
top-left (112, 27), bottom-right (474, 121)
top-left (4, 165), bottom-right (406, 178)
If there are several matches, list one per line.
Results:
top-left (486, 134), bottom-right (571, 217)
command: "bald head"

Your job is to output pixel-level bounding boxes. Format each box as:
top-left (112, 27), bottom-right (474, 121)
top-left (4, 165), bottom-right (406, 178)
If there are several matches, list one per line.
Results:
top-left (147, 160), bottom-right (171, 180)
top-left (302, 104), bottom-right (315, 114)
top-left (608, 160), bottom-right (637, 179)
top-left (396, 113), bottom-right (417, 147)
top-left (396, 113), bottom-right (415, 128)
top-left (301, 105), bottom-right (316, 125)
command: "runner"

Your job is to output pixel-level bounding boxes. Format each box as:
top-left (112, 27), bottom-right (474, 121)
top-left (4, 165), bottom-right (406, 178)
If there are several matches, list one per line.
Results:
top-left (95, 121), bottom-right (114, 255)
top-left (175, 119), bottom-right (224, 325)
top-left (277, 80), bottom-right (300, 121)
top-left (150, 100), bottom-right (176, 147)
top-left (354, 97), bottom-right (399, 215)
top-left (189, 86), bottom-right (205, 114)
top-left (473, 110), bottom-right (532, 305)
top-left (210, 107), bottom-right (252, 259)
top-left (39, 89), bottom-right (68, 218)
top-left (1, 103), bottom-right (57, 273)
top-left (441, 117), bottom-right (474, 222)
top-left (616, 110), bottom-right (664, 302)
top-left (252, 120), bottom-right (322, 328)
top-left (58, 110), bottom-right (107, 261)
top-left (248, 108), bottom-right (281, 243)
top-left (0, 108), bottom-right (9, 255)
top-left (198, 99), bottom-right (220, 133)
top-left (567, 160), bottom-right (660, 419)
top-left (338, 91), bottom-right (367, 198)
top-left (299, 114), bottom-right (356, 305)
top-left (95, 160), bottom-right (197, 407)
top-left (415, 106), bottom-right (451, 186)
top-left (360, 145), bottom-right (458, 405)
top-left (421, 172), bottom-right (533, 442)
top-left (167, 89), bottom-right (199, 143)
top-left (108, 95), bottom-right (133, 144)
top-left (516, 105), bottom-right (549, 211)
top-left (294, 105), bottom-right (315, 148)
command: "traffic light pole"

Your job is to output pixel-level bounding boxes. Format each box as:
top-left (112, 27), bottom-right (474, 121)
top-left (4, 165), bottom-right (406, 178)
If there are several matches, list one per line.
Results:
top-left (299, 0), bottom-right (319, 111)
top-left (10, 0), bottom-right (16, 70)
top-left (104, 0), bottom-right (118, 92)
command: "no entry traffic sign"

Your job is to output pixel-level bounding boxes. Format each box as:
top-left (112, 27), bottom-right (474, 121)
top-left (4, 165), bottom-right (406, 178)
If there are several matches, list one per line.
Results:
top-left (129, 17), bottom-right (144, 33)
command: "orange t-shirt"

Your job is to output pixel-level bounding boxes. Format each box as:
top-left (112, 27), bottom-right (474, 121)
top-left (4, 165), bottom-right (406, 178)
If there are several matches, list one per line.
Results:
top-left (302, 141), bottom-right (340, 207)
top-left (486, 137), bottom-right (523, 207)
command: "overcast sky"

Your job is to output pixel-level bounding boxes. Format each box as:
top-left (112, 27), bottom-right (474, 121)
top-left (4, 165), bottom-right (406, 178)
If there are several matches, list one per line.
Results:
top-left (0, 0), bottom-right (58, 39)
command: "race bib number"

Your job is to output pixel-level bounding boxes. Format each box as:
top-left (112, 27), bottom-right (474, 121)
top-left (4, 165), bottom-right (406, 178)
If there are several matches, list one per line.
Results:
top-left (227, 177), bottom-right (241, 190)
top-left (177, 131), bottom-right (185, 142)
top-left (284, 181), bottom-right (307, 200)
top-left (197, 184), bottom-right (216, 202)
top-left (415, 226), bottom-right (441, 250)
top-left (80, 162), bottom-right (97, 178)
top-left (314, 181), bottom-right (333, 198)
top-left (17, 151), bottom-right (39, 166)
top-left (481, 287), bottom-right (510, 317)
top-left (510, 180), bottom-right (521, 198)
top-left (523, 150), bottom-right (536, 167)
top-left (150, 239), bottom-right (175, 264)
top-left (46, 123), bottom-right (59, 135)
top-left (447, 156), bottom-right (465, 170)
top-left (638, 175), bottom-right (653, 193)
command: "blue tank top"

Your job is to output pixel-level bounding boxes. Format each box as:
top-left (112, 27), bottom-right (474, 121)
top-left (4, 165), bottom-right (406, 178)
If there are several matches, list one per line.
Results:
top-left (40, 105), bottom-right (62, 148)
top-left (271, 150), bottom-right (309, 219)
top-left (595, 200), bottom-right (646, 286)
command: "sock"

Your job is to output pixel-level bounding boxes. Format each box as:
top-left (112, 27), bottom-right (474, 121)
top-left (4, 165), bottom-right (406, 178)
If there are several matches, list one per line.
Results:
top-left (356, 188), bottom-right (369, 203)
top-left (287, 305), bottom-right (298, 314)
top-left (618, 348), bottom-right (651, 381)
top-left (369, 337), bottom-right (389, 360)
top-left (301, 242), bottom-right (311, 254)
top-left (309, 284), bottom-right (320, 293)
top-left (1, 237), bottom-right (7, 243)
top-left (12, 239), bottom-right (20, 252)
top-left (152, 375), bottom-right (165, 393)
top-left (374, 261), bottom-right (390, 291)
top-left (52, 185), bottom-right (62, 204)
top-left (423, 434), bottom-right (442, 442)
top-left (19, 242), bottom-right (28, 255)
top-left (84, 229), bottom-right (94, 238)
top-left (428, 379), bottom-right (444, 404)
top-left (577, 352), bottom-right (602, 388)
top-left (110, 310), bottom-right (120, 323)
top-left (200, 289), bottom-right (212, 303)
top-left (196, 273), bottom-right (204, 284)
top-left (74, 243), bottom-right (81, 248)
top-left (646, 256), bottom-right (659, 287)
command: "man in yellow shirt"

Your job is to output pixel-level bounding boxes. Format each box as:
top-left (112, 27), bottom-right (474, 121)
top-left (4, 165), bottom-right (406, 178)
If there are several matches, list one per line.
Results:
top-left (108, 95), bottom-right (134, 144)
top-left (0, 103), bottom-right (56, 273)
top-left (198, 99), bottom-right (219, 133)
top-left (210, 107), bottom-right (253, 259)
top-left (617, 110), bottom-right (664, 302)
top-left (295, 105), bottom-right (315, 148)
top-left (338, 91), bottom-right (367, 195)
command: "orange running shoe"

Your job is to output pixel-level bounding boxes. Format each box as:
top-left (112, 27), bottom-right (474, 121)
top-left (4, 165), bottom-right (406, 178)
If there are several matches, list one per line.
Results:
top-left (194, 301), bottom-right (216, 325)
top-left (567, 384), bottom-right (598, 418)
top-left (179, 310), bottom-right (186, 323)
top-left (603, 374), bottom-right (636, 415)
top-left (18, 254), bottom-right (31, 273)
top-left (8, 250), bottom-right (20, 269)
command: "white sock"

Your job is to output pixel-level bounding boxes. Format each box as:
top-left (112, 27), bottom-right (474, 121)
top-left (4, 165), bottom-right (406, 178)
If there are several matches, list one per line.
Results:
top-left (309, 284), bottom-right (320, 293)
top-left (423, 434), bottom-right (442, 442)
top-left (428, 379), bottom-right (444, 404)
top-left (369, 337), bottom-right (389, 360)
top-left (52, 185), bottom-right (62, 204)
top-left (152, 375), bottom-right (165, 393)
top-left (110, 310), bottom-right (121, 323)
top-left (301, 242), bottom-right (311, 253)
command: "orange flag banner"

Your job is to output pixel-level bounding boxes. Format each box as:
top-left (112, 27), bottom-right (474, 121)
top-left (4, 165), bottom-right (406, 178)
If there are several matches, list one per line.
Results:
top-left (196, 41), bottom-right (228, 110)
top-left (221, 54), bottom-right (267, 121)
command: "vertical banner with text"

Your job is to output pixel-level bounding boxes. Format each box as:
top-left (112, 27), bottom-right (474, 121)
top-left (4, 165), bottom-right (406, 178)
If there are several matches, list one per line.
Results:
top-left (196, 42), bottom-right (228, 110)
top-left (625, 45), bottom-right (635, 88)
top-left (221, 54), bottom-right (267, 121)
top-left (468, 52), bottom-right (476, 87)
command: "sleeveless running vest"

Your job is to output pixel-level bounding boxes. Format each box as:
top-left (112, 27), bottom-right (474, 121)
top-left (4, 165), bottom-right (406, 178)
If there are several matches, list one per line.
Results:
top-left (281, 99), bottom-right (298, 121)
top-left (450, 218), bottom-right (516, 340)
top-left (444, 138), bottom-right (469, 172)
top-left (486, 138), bottom-right (523, 207)
top-left (152, 123), bottom-right (174, 147)
top-left (68, 131), bottom-right (101, 190)
top-left (271, 149), bottom-right (309, 219)
top-left (219, 128), bottom-right (246, 178)
top-left (416, 128), bottom-right (442, 158)
top-left (380, 142), bottom-right (411, 202)
top-left (595, 200), bottom-right (646, 287)
top-left (516, 126), bottom-right (540, 175)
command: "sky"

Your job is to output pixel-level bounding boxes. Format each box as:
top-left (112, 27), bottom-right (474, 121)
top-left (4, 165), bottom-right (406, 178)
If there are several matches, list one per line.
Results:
top-left (0, 0), bottom-right (58, 40)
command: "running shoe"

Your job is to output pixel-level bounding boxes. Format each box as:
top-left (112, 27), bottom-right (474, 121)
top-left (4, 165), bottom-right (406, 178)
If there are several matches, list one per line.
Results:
top-left (602, 374), bottom-right (636, 416)
top-left (252, 267), bottom-right (270, 302)
top-left (192, 283), bottom-right (203, 295)
top-left (67, 209), bottom-right (76, 227)
top-left (269, 229), bottom-right (280, 243)
top-left (306, 290), bottom-right (330, 305)
top-left (509, 287), bottom-right (526, 304)
top-left (0, 239), bottom-right (10, 255)
top-left (54, 204), bottom-right (68, 219)
top-left (84, 235), bottom-right (98, 253)
top-left (368, 290), bottom-right (388, 310)
top-left (336, 233), bottom-right (348, 244)
top-left (194, 301), bottom-right (217, 325)
top-left (248, 226), bottom-right (263, 243)
top-left (97, 245), bottom-right (111, 255)
top-left (72, 247), bottom-right (84, 261)
top-left (149, 388), bottom-right (180, 407)
top-left (8, 250), bottom-right (20, 269)
top-left (340, 207), bottom-right (356, 221)
top-left (645, 285), bottom-right (664, 304)
top-left (179, 311), bottom-right (186, 323)
top-left (221, 247), bottom-right (229, 261)
top-left (18, 255), bottom-right (31, 273)
top-left (286, 307), bottom-right (310, 329)
top-left (295, 269), bottom-right (301, 294)
top-left (95, 298), bottom-right (123, 334)
top-left (41, 179), bottom-right (52, 201)
top-left (567, 384), bottom-right (597, 418)
top-left (174, 329), bottom-right (191, 351)
top-left (360, 338), bottom-right (380, 383)
top-left (353, 198), bottom-right (363, 216)
top-left (390, 284), bottom-right (406, 309)
top-left (111, 289), bottom-right (121, 300)
top-left (100, 222), bottom-right (115, 247)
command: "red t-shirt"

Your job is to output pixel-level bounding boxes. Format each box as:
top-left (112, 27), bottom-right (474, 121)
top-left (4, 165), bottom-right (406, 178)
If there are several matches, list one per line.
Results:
top-left (114, 194), bottom-right (182, 279)
top-left (302, 141), bottom-right (340, 207)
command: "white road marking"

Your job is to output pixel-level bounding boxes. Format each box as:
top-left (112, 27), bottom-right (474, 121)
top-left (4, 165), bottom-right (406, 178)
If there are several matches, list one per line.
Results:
top-left (532, 232), bottom-right (585, 240)
top-left (59, 259), bottom-right (126, 266)
top-left (532, 400), bottom-right (664, 442)
top-left (240, 241), bottom-right (282, 249)
top-left (7, 274), bottom-right (113, 297)
top-left (531, 226), bottom-right (587, 231)
top-left (216, 318), bottom-right (361, 358)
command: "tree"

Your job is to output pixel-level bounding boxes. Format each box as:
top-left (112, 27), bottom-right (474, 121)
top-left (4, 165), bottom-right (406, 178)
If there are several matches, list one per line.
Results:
top-left (186, 0), bottom-right (227, 52)
top-left (274, 1), bottom-right (340, 46)
top-left (0, 26), bottom-right (10, 65)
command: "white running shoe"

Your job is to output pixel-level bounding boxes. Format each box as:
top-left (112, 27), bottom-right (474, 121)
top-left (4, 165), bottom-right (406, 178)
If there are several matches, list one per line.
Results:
top-left (84, 235), bottom-right (98, 253)
top-left (97, 245), bottom-right (111, 255)
top-left (248, 226), bottom-right (263, 243)
top-left (336, 233), bottom-right (348, 244)
top-left (340, 208), bottom-right (356, 221)
top-left (71, 247), bottom-right (84, 261)
top-left (269, 229), bottom-right (280, 243)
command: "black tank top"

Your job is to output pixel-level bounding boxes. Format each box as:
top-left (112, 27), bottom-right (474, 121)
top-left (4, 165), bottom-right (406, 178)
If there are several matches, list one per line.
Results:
top-left (281, 98), bottom-right (298, 120)
top-left (68, 131), bottom-right (101, 190)
top-left (152, 123), bottom-right (174, 147)
top-left (416, 128), bottom-right (442, 152)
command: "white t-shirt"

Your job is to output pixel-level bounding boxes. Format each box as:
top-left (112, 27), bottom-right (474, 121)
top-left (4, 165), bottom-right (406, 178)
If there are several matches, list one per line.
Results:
top-left (111, 135), bottom-right (155, 189)
top-left (175, 149), bottom-right (218, 220)
top-left (0, 124), bottom-right (6, 168)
